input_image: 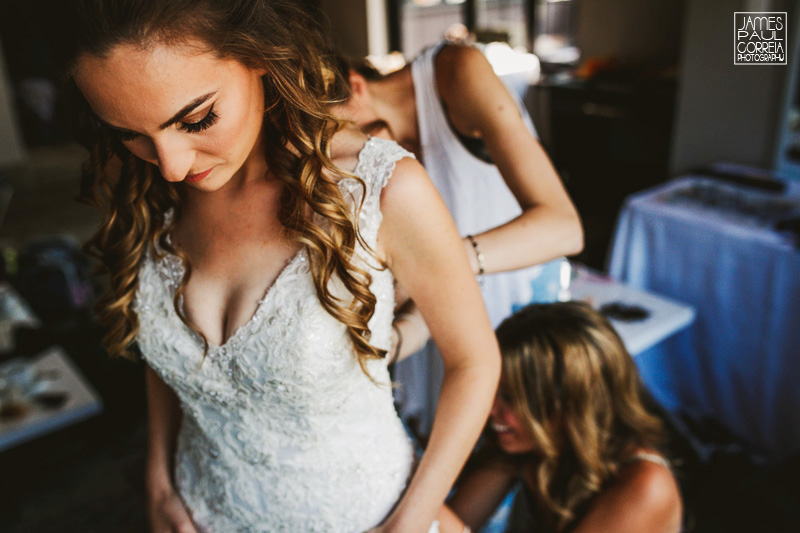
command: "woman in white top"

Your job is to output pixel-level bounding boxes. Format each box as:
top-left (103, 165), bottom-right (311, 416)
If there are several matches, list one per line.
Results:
top-left (335, 41), bottom-right (583, 431)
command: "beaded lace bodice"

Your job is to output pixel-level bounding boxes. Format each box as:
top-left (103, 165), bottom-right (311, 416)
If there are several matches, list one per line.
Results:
top-left (134, 138), bottom-right (415, 532)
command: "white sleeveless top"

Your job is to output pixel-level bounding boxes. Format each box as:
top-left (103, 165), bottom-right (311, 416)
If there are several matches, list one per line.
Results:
top-left (393, 42), bottom-right (564, 432)
top-left (134, 138), bottom-right (424, 532)
top-left (412, 40), bottom-right (558, 326)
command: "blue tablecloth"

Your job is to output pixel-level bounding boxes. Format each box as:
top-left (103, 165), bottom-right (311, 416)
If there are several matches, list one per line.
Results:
top-left (609, 176), bottom-right (800, 461)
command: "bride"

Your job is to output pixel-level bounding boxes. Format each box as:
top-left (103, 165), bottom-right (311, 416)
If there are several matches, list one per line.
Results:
top-left (59, 0), bottom-right (500, 531)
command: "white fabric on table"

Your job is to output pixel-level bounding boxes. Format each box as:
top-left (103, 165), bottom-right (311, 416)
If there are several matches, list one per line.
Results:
top-left (608, 176), bottom-right (800, 461)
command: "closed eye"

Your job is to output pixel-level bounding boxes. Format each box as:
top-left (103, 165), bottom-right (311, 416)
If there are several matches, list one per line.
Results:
top-left (177, 104), bottom-right (218, 134)
top-left (106, 104), bottom-right (219, 142)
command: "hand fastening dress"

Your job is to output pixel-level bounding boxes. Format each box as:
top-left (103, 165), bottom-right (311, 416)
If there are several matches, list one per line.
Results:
top-left (134, 138), bottom-right (418, 532)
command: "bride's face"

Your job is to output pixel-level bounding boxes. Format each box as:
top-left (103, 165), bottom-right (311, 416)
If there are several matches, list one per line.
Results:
top-left (74, 40), bottom-right (267, 192)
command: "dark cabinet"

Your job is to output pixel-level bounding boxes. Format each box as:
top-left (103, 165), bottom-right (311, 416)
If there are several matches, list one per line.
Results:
top-left (534, 76), bottom-right (677, 269)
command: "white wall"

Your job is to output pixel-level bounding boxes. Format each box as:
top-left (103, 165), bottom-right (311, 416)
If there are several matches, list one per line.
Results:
top-left (670, 0), bottom-right (795, 174)
top-left (319, 0), bottom-right (388, 58)
top-left (576, 0), bottom-right (685, 65)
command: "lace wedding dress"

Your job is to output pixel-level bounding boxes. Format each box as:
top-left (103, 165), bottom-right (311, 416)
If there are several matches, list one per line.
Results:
top-left (135, 138), bottom-right (428, 532)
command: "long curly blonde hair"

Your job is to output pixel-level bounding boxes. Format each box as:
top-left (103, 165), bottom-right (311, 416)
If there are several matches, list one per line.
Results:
top-left (496, 301), bottom-right (666, 531)
top-left (59, 0), bottom-right (385, 373)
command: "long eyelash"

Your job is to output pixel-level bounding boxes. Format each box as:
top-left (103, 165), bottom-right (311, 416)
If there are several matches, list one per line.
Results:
top-left (115, 130), bottom-right (140, 142)
top-left (179, 106), bottom-right (219, 134)
top-left (105, 105), bottom-right (218, 143)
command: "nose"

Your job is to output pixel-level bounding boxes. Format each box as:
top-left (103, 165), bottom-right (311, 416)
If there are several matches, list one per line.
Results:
top-left (150, 135), bottom-right (196, 183)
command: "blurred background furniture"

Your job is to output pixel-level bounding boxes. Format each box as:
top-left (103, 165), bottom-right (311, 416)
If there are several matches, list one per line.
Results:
top-left (569, 263), bottom-right (695, 356)
top-left (0, 345), bottom-right (102, 452)
top-left (0, 283), bottom-right (101, 453)
top-left (609, 173), bottom-right (800, 462)
top-left (533, 73), bottom-right (677, 269)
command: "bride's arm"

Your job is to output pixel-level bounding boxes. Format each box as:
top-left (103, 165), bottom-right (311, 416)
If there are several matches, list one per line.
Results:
top-left (145, 366), bottom-right (198, 533)
top-left (375, 157), bottom-right (501, 532)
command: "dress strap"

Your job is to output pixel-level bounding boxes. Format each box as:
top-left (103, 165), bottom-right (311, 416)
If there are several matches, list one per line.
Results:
top-left (625, 452), bottom-right (671, 469)
top-left (342, 137), bottom-right (415, 249)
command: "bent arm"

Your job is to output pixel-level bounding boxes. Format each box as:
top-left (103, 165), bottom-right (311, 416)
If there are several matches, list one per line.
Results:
top-left (436, 45), bottom-right (583, 274)
top-left (145, 366), bottom-right (183, 499)
top-left (448, 451), bottom-right (520, 530)
top-left (377, 158), bottom-right (501, 531)
top-left (389, 299), bottom-right (429, 364)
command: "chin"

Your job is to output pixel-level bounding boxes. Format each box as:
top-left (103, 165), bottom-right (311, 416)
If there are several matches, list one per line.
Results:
top-left (496, 433), bottom-right (536, 455)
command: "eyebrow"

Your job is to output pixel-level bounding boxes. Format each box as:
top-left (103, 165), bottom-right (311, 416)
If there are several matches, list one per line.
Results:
top-left (158, 91), bottom-right (217, 130)
top-left (95, 91), bottom-right (218, 135)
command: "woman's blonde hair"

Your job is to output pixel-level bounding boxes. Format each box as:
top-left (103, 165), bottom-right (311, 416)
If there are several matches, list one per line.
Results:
top-left (57, 0), bottom-right (384, 373)
top-left (496, 301), bottom-right (666, 531)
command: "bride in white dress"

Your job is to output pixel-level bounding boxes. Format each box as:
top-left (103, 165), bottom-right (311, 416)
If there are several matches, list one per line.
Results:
top-left (61, 0), bottom-right (500, 531)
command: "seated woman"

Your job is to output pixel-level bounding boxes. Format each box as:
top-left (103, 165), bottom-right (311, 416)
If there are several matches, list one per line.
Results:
top-left (446, 301), bottom-right (683, 533)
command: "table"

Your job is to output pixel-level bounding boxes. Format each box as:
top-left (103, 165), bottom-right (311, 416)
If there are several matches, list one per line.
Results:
top-left (0, 346), bottom-right (103, 452)
top-left (608, 175), bottom-right (800, 461)
top-left (569, 264), bottom-right (695, 356)
top-left (392, 261), bottom-right (695, 440)
top-left (0, 284), bottom-right (103, 451)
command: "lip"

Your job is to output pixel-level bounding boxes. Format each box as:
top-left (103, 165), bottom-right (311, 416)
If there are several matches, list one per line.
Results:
top-left (185, 166), bottom-right (215, 183)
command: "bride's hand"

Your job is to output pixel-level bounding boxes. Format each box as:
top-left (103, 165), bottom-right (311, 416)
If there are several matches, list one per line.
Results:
top-left (148, 488), bottom-right (198, 533)
top-left (364, 510), bottom-right (449, 533)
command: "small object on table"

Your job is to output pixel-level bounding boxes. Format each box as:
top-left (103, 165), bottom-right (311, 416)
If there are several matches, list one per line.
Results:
top-left (0, 346), bottom-right (102, 451)
top-left (600, 302), bottom-right (650, 322)
top-left (33, 392), bottom-right (69, 410)
top-left (569, 263), bottom-right (695, 356)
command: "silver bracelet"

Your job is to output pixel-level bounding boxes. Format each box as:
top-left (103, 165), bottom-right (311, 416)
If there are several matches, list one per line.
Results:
top-left (466, 235), bottom-right (485, 287)
top-left (466, 235), bottom-right (485, 275)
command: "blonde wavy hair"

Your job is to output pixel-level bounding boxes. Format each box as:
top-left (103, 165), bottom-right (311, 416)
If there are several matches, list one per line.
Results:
top-left (495, 301), bottom-right (666, 531)
top-left (58, 0), bottom-right (385, 374)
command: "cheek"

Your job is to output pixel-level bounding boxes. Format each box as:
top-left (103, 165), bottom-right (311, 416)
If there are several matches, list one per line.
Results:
top-left (494, 400), bottom-right (520, 426)
top-left (203, 82), bottom-right (264, 158)
top-left (201, 111), bottom-right (258, 157)
top-left (505, 410), bottom-right (527, 432)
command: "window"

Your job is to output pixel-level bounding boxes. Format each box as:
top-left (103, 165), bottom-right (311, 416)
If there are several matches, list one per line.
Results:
top-left (391, 0), bottom-right (579, 63)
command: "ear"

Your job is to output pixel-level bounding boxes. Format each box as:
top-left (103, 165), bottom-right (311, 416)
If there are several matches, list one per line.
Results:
top-left (348, 68), bottom-right (369, 98)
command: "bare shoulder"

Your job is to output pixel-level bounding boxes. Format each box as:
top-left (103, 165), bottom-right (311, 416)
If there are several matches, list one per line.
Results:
top-left (617, 458), bottom-right (681, 508)
top-left (433, 43), bottom-right (518, 135)
top-left (377, 155), bottom-right (445, 257)
top-left (435, 43), bottom-right (492, 89)
top-left (380, 155), bottom-right (429, 203)
top-left (576, 455), bottom-right (682, 533)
